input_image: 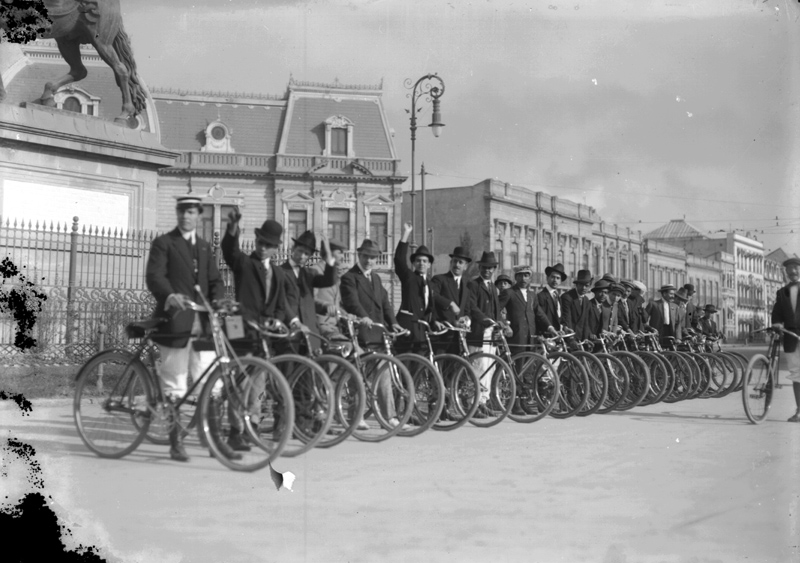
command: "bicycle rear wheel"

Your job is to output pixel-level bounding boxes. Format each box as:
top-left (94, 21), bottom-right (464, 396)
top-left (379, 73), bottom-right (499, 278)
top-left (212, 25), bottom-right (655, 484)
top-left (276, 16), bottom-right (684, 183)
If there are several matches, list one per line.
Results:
top-left (636, 351), bottom-right (669, 406)
top-left (314, 354), bottom-right (366, 448)
top-left (467, 352), bottom-right (515, 427)
top-left (433, 354), bottom-right (480, 431)
top-left (714, 352), bottom-right (742, 397)
top-left (352, 353), bottom-right (415, 442)
top-left (742, 354), bottom-right (772, 424)
top-left (571, 351), bottom-right (608, 417)
top-left (549, 351), bottom-right (591, 419)
top-left (612, 351), bottom-right (650, 411)
top-left (73, 349), bottom-right (154, 459)
top-left (201, 356), bottom-right (294, 471)
top-left (507, 352), bottom-right (560, 423)
top-left (594, 353), bottom-right (630, 414)
top-left (394, 353), bottom-right (445, 437)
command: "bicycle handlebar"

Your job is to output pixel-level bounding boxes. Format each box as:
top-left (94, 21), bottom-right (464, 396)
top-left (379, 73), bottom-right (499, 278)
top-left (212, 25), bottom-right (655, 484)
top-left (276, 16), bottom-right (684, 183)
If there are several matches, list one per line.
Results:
top-left (753, 326), bottom-right (800, 340)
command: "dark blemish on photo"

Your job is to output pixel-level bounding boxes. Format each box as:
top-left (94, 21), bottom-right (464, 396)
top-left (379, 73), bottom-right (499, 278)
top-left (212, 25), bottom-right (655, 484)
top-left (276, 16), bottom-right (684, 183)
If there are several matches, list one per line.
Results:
top-left (0, 391), bottom-right (33, 416)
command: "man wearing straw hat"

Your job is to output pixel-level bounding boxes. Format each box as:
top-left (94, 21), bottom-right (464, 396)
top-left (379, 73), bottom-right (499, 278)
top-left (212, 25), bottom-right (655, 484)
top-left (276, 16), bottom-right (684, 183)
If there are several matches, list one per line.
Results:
top-left (771, 256), bottom-right (800, 422)
top-left (145, 194), bottom-right (240, 462)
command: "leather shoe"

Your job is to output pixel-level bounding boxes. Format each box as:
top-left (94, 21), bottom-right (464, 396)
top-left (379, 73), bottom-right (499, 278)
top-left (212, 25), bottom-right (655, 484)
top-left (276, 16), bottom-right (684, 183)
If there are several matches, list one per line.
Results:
top-left (788, 412), bottom-right (800, 423)
top-left (355, 420), bottom-right (370, 431)
top-left (227, 431), bottom-right (252, 452)
top-left (169, 444), bottom-right (189, 462)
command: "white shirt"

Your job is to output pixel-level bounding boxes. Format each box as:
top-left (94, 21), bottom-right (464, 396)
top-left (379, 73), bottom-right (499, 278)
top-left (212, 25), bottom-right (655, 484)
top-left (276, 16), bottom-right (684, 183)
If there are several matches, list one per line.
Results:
top-left (179, 229), bottom-right (196, 245)
top-left (453, 275), bottom-right (462, 289)
top-left (357, 262), bottom-right (372, 278)
top-left (288, 257), bottom-right (302, 278)
top-left (790, 284), bottom-right (798, 312)
top-left (663, 300), bottom-right (670, 325)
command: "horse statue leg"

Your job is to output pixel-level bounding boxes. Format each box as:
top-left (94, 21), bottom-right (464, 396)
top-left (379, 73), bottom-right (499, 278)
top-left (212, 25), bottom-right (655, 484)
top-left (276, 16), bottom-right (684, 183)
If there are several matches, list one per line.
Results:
top-left (33, 38), bottom-right (88, 108)
top-left (91, 36), bottom-right (137, 126)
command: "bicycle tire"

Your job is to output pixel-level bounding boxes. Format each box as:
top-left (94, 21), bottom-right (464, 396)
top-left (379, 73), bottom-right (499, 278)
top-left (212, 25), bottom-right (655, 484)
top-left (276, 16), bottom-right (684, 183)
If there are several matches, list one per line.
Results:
top-left (507, 352), bottom-right (561, 423)
top-left (696, 353), bottom-right (727, 398)
top-left (714, 352), bottom-right (742, 397)
top-left (395, 353), bottom-right (446, 437)
top-left (73, 349), bottom-right (154, 459)
top-left (611, 351), bottom-right (650, 411)
top-left (636, 351), bottom-right (669, 406)
top-left (661, 351), bottom-right (693, 403)
top-left (465, 352), bottom-right (515, 428)
top-left (352, 353), bottom-right (415, 442)
top-left (685, 352), bottom-right (712, 399)
top-left (200, 356), bottom-right (294, 471)
top-left (594, 353), bottom-right (630, 414)
top-left (432, 353), bottom-right (480, 431)
top-left (742, 354), bottom-right (772, 424)
top-left (549, 351), bottom-right (591, 419)
top-left (571, 351), bottom-right (608, 417)
top-left (314, 354), bottom-right (366, 448)
top-left (272, 355), bottom-right (335, 457)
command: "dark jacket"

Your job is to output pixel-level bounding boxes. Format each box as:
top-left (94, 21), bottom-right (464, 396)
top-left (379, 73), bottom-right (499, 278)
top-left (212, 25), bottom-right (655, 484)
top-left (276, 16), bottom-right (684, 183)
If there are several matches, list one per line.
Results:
top-left (499, 285), bottom-right (552, 350)
top-left (626, 294), bottom-right (645, 332)
top-left (431, 271), bottom-right (474, 326)
top-left (145, 228), bottom-right (224, 348)
top-left (537, 287), bottom-right (563, 333)
top-left (394, 241), bottom-right (437, 344)
top-left (340, 265), bottom-right (397, 346)
top-left (561, 288), bottom-right (592, 341)
top-left (220, 230), bottom-right (297, 326)
top-left (468, 276), bottom-right (501, 346)
top-left (280, 259), bottom-right (335, 347)
top-left (645, 299), bottom-right (680, 346)
top-left (771, 283), bottom-right (800, 353)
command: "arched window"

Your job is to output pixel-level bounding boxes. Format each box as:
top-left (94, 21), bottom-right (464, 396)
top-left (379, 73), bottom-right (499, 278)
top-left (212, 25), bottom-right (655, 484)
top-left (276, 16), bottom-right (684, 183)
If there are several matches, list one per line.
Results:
top-left (63, 96), bottom-right (82, 113)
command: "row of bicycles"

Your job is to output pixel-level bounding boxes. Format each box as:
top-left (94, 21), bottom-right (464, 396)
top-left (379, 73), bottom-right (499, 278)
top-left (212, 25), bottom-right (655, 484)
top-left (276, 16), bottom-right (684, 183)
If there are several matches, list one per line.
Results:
top-left (71, 285), bottom-right (782, 472)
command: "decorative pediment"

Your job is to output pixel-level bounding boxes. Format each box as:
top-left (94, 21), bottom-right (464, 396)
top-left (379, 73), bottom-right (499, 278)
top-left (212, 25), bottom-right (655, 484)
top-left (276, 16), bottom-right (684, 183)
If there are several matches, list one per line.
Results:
top-left (282, 191), bottom-right (316, 202)
top-left (325, 115), bottom-right (354, 128)
top-left (363, 193), bottom-right (393, 205)
top-left (309, 159), bottom-right (329, 173)
top-left (351, 161), bottom-right (373, 176)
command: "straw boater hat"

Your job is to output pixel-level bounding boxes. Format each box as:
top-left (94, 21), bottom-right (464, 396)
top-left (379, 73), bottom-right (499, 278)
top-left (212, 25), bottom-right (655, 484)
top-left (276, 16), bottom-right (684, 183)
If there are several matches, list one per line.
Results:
top-left (545, 263), bottom-right (567, 281)
top-left (254, 220), bottom-right (283, 246)
top-left (175, 194), bottom-right (206, 211)
top-left (448, 246), bottom-right (472, 262)
top-left (659, 284), bottom-right (677, 293)
top-left (477, 251), bottom-right (499, 267)
top-left (356, 239), bottom-right (381, 257)
top-left (410, 245), bottom-right (434, 263)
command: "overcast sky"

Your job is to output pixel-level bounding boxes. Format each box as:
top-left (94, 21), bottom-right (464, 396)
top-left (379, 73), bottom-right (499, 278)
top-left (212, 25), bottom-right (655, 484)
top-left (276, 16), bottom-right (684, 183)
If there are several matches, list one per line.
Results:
top-left (120, 0), bottom-right (800, 254)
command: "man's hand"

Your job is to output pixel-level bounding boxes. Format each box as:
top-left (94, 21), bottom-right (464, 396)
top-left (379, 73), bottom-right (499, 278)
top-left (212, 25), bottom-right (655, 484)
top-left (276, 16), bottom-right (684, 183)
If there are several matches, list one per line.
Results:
top-left (228, 207), bottom-right (242, 224)
top-left (433, 321), bottom-right (447, 331)
top-left (547, 325), bottom-right (558, 335)
top-left (360, 316), bottom-right (374, 328)
top-left (403, 222), bottom-right (413, 236)
top-left (290, 319), bottom-right (309, 333)
top-left (772, 322), bottom-right (784, 330)
top-left (320, 236), bottom-right (334, 266)
top-left (325, 303), bottom-right (337, 316)
top-left (449, 302), bottom-right (461, 316)
top-left (392, 323), bottom-right (405, 334)
top-left (165, 293), bottom-right (192, 312)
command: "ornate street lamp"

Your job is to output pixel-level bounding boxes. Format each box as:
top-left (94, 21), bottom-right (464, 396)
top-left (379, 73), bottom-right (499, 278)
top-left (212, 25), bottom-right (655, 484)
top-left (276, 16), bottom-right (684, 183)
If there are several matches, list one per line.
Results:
top-left (405, 73), bottom-right (445, 249)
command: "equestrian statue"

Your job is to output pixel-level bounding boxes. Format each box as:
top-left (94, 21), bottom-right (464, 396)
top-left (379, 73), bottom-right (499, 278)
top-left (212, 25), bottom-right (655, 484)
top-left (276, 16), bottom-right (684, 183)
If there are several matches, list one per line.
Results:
top-left (34, 0), bottom-right (146, 126)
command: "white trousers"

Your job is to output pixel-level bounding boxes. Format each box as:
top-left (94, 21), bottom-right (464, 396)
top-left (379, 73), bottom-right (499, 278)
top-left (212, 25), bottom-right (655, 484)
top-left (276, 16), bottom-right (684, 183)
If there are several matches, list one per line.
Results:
top-left (156, 315), bottom-right (218, 399)
top-left (469, 327), bottom-right (496, 403)
top-left (785, 346), bottom-right (800, 383)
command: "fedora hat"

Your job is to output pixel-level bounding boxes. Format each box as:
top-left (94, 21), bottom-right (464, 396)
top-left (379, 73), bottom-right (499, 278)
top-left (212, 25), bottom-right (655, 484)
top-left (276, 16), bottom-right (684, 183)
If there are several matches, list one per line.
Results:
top-left (356, 239), bottom-right (381, 257)
top-left (674, 288), bottom-right (689, 302)
top-left (495, 273), bottom-right (513, 286)
top-left (320, 239), bottom-right (345, 259)
top-left (448, 246), bottom-right (472, 262)
top-left (292, 230), bottom-right (317, 253)
top-left (175, 194), bottom-right (206, 212)
top-left (620, 279), bottom-right (636, 289)
top-left (683, 283), bottom-right (696, 293)
top-left (573, 270), bottom-right (593, 284)
top-left (477, 251), bottom-right (499, 267)
top-left (659, 284), bottom-right (677, 293)
top-left (410, 245), bottom-right (434, 263)
top-left (254, 220), bottom-right (283, 246)
top-left (545, 263), bottom-right (567, 280)
top-left (704, 304), bottom-right (718, 313)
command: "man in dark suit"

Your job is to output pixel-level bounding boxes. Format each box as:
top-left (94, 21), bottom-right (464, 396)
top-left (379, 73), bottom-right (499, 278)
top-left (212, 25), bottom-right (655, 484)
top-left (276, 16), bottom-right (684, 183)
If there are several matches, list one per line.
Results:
top-left (586, 279), bottom-right (612, 339)
top-left (394, 222), bottom-right (439, 352)
top-left (537, 263), bottom-right (567, 334)
top-left (280, 230), bottom-right (336, 352)
top-left (630, 280), bottom-right (650, 331)
top-left (499, 265), bottom-right (555, 353)
top-left (560, 269), bottom-right (593, 342)
top-left (145, 194), bottom-right (239, 462)
top-left (771, 257), bottom-right (800, 422)
top-left (683, 283), bottom-right (698, 329)
top-left (340, 239), bottom-right (405, 428)
top-left (220, 210), bottom-right (301, 451)
top-left (644, 284), bottom-right (680, 347)
top-left (698, 304), bottom-right (721, 338)
top-left (431, 245), bottom-right (475, 353)
top-left (606, 283), bottom-right (630, 333)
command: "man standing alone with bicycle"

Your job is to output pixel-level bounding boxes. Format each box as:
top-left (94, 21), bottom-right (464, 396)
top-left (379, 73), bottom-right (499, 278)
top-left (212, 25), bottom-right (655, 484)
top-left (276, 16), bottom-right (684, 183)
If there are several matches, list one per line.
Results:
top-left (771, 257), bottom-right (800, 423)
top-left (145, 195), bottom-right (241, 462)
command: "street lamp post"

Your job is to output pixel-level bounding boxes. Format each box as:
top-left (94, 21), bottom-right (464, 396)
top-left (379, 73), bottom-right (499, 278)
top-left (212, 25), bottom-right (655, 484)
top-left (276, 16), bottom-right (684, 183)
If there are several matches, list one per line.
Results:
top-left (405, 73), bottom-right (445, 249)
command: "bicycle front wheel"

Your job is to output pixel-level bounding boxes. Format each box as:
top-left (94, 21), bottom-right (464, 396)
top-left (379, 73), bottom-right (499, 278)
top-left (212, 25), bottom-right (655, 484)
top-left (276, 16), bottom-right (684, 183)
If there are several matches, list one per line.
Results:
top-left (353, 353), bottom-right (415, 442)
top-left (314, 354), bottom-right (366, 449)
top-left (549, 351), bottom-right (591, 419)
top-left (507, 352), bottom-right (560, 423)
top-left (433, 353), bottom-right (480, 431)
top-left (742, 354), bottom-right (772, 424)
top-left (395, 353), bottom-right (446, 437)
top-left (73, 349), bottom-right (154, 459)
top-left (467, 352), bottom-right (515, 428)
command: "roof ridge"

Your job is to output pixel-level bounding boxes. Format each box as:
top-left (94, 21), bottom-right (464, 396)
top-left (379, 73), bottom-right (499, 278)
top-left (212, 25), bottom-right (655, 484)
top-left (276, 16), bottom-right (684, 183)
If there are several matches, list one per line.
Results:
top-left (150, 86), bottom-right (285, 102)
top-left (288, 75), bottom-right (383, 92)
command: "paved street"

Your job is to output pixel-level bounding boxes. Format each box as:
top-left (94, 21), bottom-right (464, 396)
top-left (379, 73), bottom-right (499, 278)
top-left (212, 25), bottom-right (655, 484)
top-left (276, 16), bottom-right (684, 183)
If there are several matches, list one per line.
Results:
top-left (2, 348), bottom-right (799, 563)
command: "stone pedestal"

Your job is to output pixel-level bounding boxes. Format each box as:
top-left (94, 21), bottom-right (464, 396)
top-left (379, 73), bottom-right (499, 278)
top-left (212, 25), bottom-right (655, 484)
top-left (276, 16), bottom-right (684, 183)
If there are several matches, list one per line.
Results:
top-left (0, 103), bottom-right (178, 232)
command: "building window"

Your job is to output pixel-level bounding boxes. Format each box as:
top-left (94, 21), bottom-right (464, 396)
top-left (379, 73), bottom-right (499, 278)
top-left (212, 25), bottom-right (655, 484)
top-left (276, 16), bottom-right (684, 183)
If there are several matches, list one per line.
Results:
top-left (288, 210), bottom-right (308, 243)
top-left (328, 209), bottom-right (350, 249)
top-left (324, 115), bottom-right (354, 157)
top-left (199, 204), bottom-right (237, 248)
top-left (583, 253), bottom-right (589, 271)
top-left (63, 96), bottom-right (82, 113)
top-left (526, 246), bottom-right (533, 268)
top-left (369, 212), bottom-right (388, 252)
top-left (620, 257), bottom-right (627, 279)
top-left (202, 121), bottom-right (234, 153)
top-left (495, 240), bottom-right (504, 269)
top-left (331, 128), bottom-right (347, 156)
top-left (608, 256), bottom-right (615, 276)
top-left (511, 242), bottom-right (519, 266)
top-left (571, 251), bottom-right (577, 278)
top-left (632, 255), bottom-right (639, 279)
top-left (593, 248), bottom-right (601, 275)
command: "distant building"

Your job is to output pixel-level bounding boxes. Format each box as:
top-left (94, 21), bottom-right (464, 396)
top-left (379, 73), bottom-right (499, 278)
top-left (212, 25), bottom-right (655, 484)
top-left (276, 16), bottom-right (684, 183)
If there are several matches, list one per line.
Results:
top-left (402, 178), bottom-right (644, 288)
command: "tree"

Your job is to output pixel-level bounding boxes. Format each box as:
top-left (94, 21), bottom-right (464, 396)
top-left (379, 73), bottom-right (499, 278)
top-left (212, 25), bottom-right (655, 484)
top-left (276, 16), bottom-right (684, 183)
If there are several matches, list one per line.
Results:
top-left (0, 0), bottom-right (52, 102)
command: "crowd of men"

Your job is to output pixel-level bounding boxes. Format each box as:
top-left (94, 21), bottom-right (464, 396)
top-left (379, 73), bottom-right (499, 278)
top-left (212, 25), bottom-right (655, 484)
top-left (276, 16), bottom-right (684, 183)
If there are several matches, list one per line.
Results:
top-left (145, 196), bottom-right (800, 463)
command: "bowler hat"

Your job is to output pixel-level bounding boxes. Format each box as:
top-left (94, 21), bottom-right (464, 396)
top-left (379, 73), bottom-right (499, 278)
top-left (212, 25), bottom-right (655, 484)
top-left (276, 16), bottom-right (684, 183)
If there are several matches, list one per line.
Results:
top-left (292, 230), bottom-right (317, 253)
top-left (545, 263), bottom-right (567, 281)
top-left (254, 220), bottom-right (283, 246)
top-left (573, 270), bottom-right (593, 284)
top-left (683, 283), bottom-right (695, 293)
top-left (783, 257), bottom-right (800, 268)
top-left (513, 264), bottom-right (532, 275)
top-left (495, 274), bottom-right (513, 286)
top-left (477, 251), bottom-right (499, 267)
top-left (659, 284), bottom-right (677, 293)
top-left (674, 288), bottom-right (689, 302)
top-left (592, 279), bottom-right (612, 291)
top-left (175, 194), bottom-right (206, 212)
top-left (410, 245), bottom-right (435, 263)
top-left (356, 239), bottom-right (381, 257)
top-left (448, 246), bottom-right (472, 262)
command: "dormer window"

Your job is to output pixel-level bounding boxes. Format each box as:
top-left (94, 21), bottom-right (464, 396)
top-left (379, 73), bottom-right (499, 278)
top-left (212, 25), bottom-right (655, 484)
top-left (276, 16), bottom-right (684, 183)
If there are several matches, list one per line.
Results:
top-left (202, 121), bottom-right (234, 153)
top-left (324, 115), bottom-right (354, 157)
top-left (55, 85), bottom-right (100, 116)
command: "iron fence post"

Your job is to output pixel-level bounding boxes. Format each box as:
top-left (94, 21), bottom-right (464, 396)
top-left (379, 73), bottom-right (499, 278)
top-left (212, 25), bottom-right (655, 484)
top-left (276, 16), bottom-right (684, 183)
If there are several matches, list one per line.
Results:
top-left (65, 216), bottom-right (79, 345)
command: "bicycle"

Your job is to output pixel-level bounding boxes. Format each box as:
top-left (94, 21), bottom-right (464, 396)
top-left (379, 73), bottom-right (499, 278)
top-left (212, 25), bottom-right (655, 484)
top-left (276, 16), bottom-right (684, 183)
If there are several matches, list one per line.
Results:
top-left (742, 326), bottom-right (799, 424)
top-left (73, 288), bottom-right (295, 472)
